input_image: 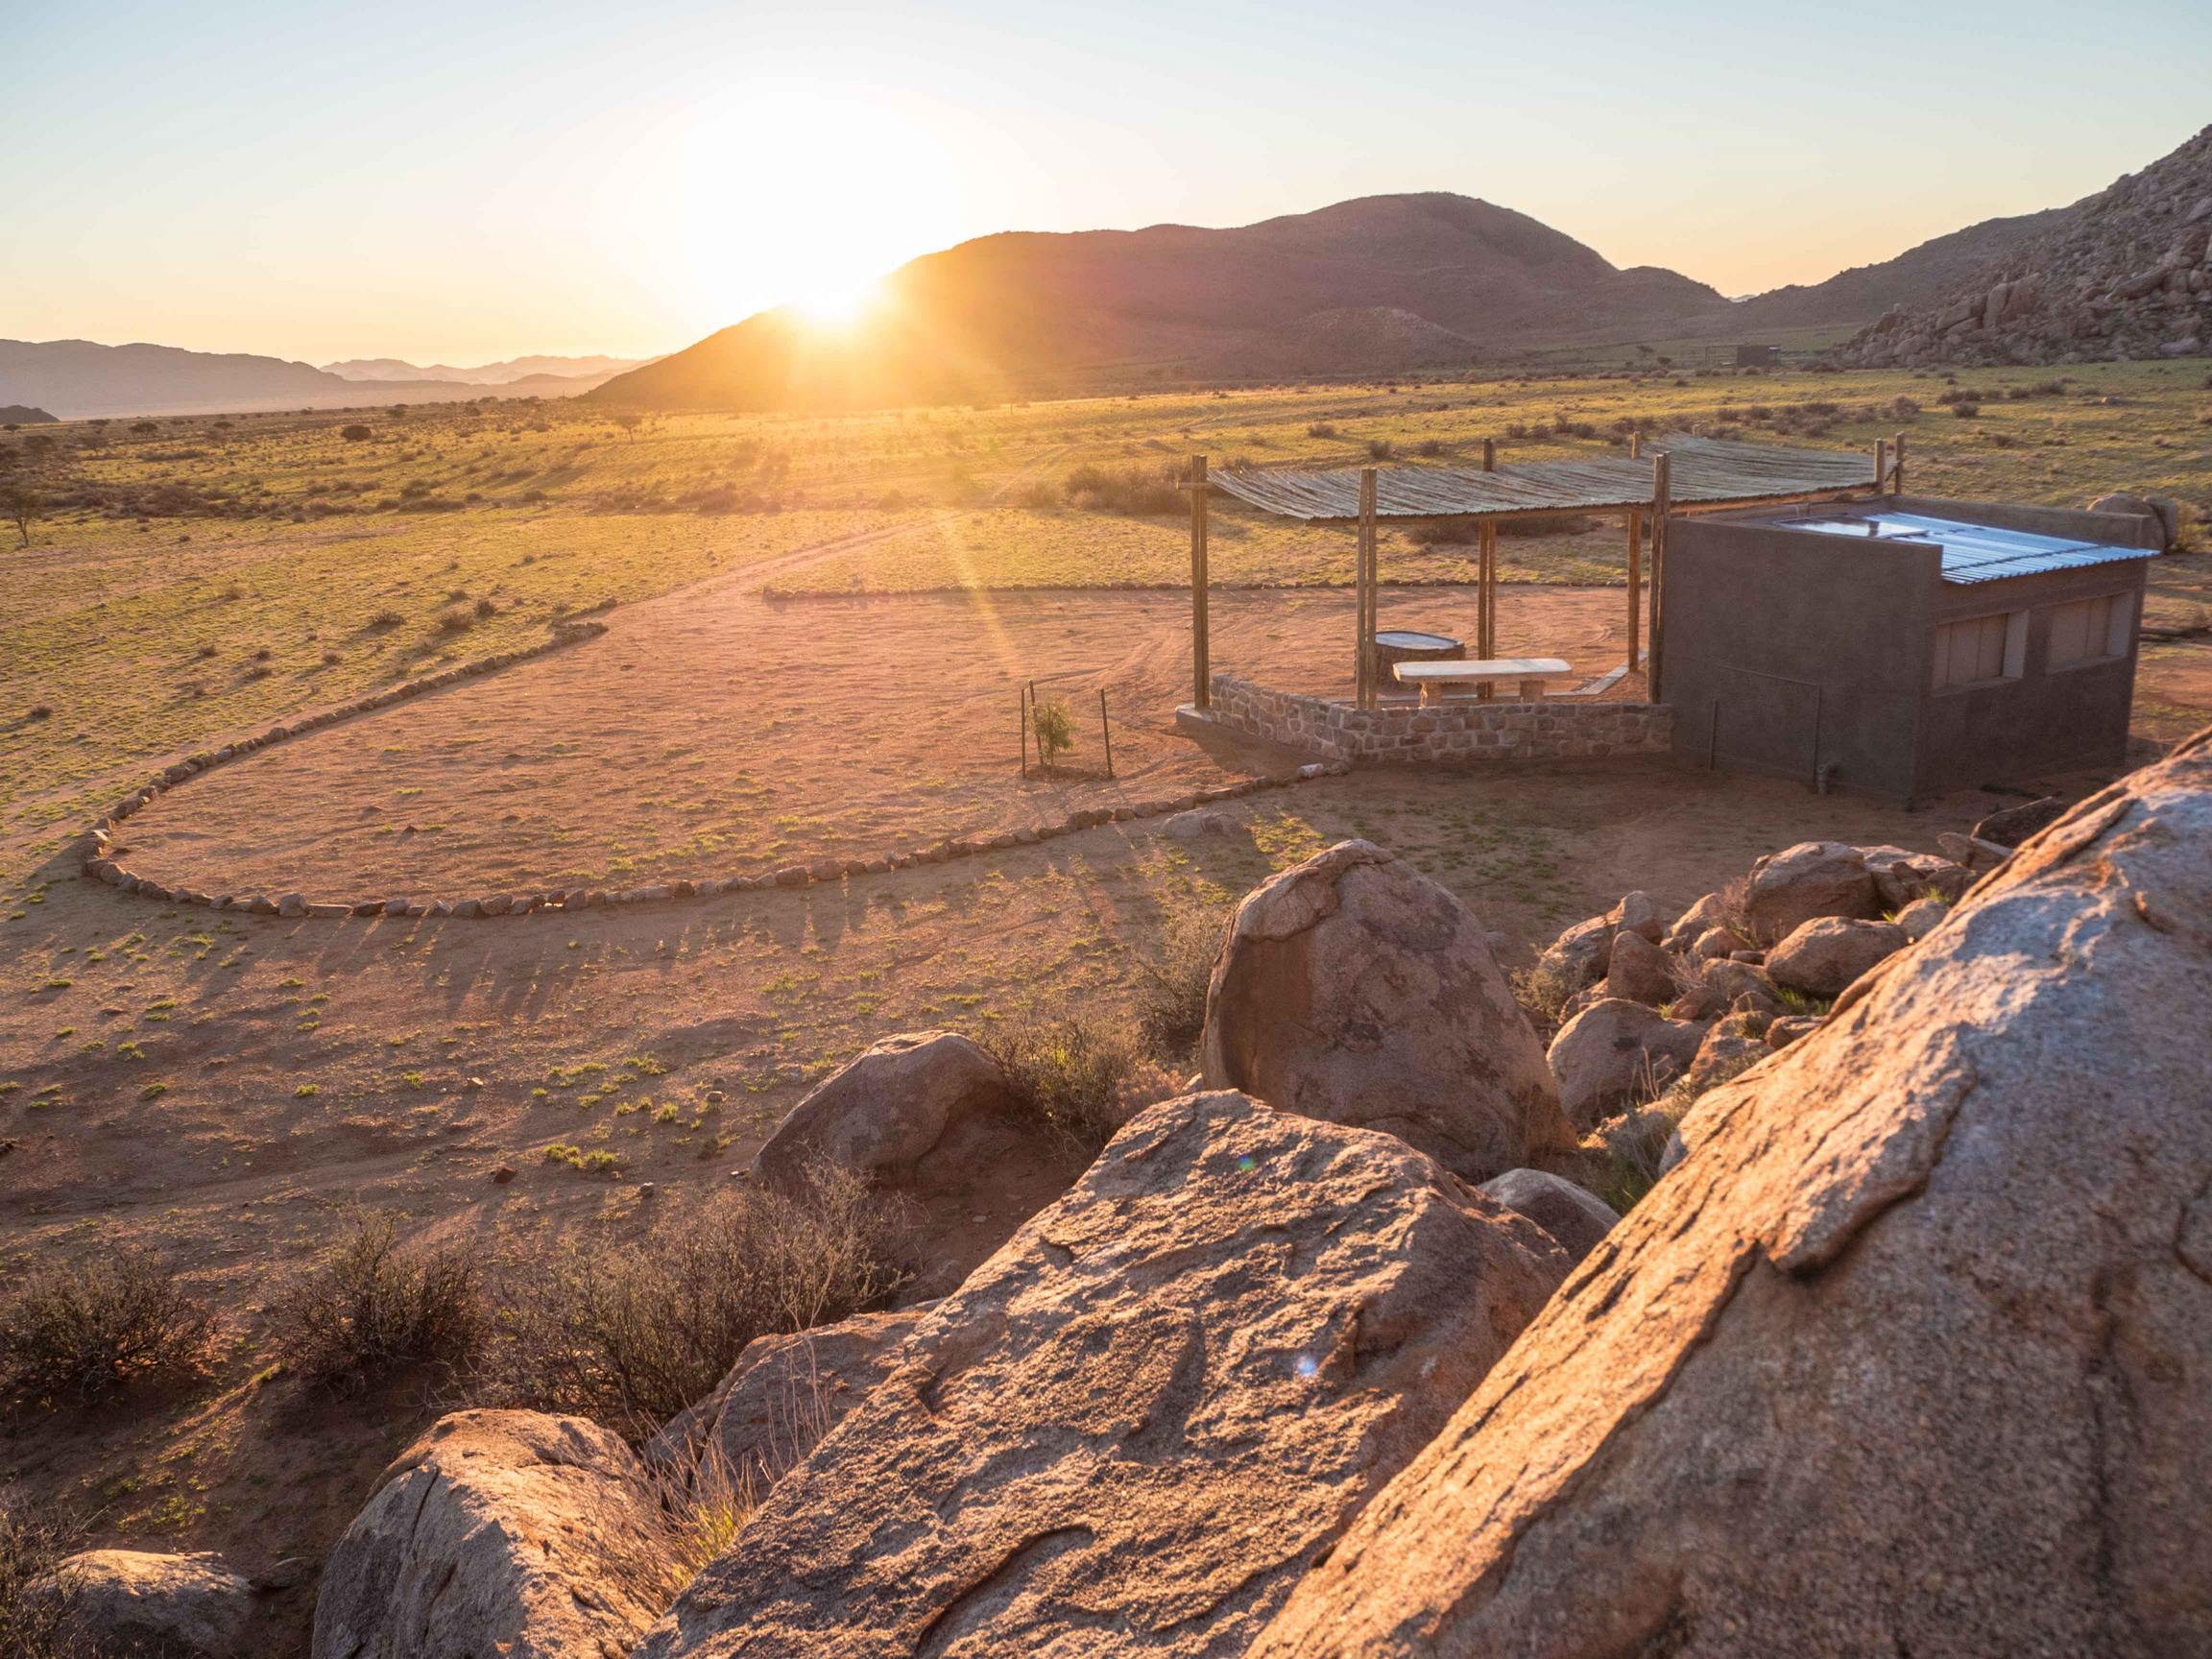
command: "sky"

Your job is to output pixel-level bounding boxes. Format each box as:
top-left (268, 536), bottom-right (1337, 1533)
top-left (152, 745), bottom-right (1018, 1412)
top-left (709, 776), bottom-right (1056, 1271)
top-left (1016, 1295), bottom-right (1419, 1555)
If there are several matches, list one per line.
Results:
top-left (5, 0), bottom-right (2208, 368)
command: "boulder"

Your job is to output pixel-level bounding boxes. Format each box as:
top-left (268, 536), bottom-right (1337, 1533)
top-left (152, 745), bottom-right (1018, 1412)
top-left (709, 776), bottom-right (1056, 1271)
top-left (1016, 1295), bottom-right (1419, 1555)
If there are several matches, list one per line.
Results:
top-left (1679, 1025), bottom-right (1768, 1094)
top-left (1202, 840), bottom-right (1573, 1180)
top-left (1162, 808), bottom-right (1235, 840)
top-left (635, 1091), bottom-right (1573, 1659)
top-left (1662, 890), bottom-right (1729, 952)
top-left (654, 1305), bottom-right (935, 1495)
top-left (1478, 1167), bottom-right (1619, 1263)
top-left (313, 1409), bottom-right (671, 1659)
top-left (1765, 1014), bottom-right (1824, 1049)
top-left (1742, 840), bottom-right (1879, 942)
top-left (1537, 891), bottom-right (1662, 992)
top-left (1699, 956), bottom-right (1782, 1015)
top-left (1546, 998), bottom-right (1707, 1127)
top-left (1767, 917), bottom-right (1909, 998)
top-left (1973, 795), bottom-right (2069, 849)
top-left (1604, 928), bottom-right (1679, 1007)
top-left (1860, 843), bottom-right (1971, 908)
top-left (33, 1549), bottom-right (253, 1658)
top-left (754, 1031), bottom-right (1016, 1189)
top-left (2090, 490), bottom-right (2175, 549)
top-left (1690, 923), bottom-right (1747, 961)
top-left (1893, 895), bottom-right (1950, 942)
top-left (1249, 729), bottom-right (2212, 1659)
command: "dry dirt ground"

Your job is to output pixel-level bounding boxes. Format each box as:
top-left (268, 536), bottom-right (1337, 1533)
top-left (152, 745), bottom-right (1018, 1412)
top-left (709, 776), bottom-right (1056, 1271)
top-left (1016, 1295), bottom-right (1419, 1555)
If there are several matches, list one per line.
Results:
top-left (108, 575), bottom-right (1641, 899)
top-left (0, 533), bottom-right (2191, 1653)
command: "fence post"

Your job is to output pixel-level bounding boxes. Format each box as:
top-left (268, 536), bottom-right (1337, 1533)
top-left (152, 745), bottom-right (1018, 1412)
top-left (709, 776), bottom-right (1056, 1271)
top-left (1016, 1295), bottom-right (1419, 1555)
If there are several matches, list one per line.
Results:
top-left (1020, 685), bottom-right (1029, 777)
top-left (1099, 688), bottom-right (1114, 778)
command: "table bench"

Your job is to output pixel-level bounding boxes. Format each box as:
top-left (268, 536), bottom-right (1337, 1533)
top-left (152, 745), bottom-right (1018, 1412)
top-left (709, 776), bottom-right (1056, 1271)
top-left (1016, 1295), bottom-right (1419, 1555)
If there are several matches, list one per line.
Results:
top-left (1393, 657), bottom-right (1574, 706)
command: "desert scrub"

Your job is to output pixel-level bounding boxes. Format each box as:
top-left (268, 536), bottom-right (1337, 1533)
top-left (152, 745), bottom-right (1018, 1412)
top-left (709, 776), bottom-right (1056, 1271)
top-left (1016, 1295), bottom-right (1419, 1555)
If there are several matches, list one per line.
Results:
top-left (478, 1162), bottom-right (902, 1437)
top-left (1132, 901), bottom-right (1233, 1057)
top-left (270, 1211), bottom-right (484, 1392)
top-left (1029, 697), bottom-right (1074, 766)
top-left (0, 1506), bottom-right (92, 1659)
top-left (0, 1245), bottom-right (215, 1407)
top-left (984, 1009), bottom-right (1177, 1153)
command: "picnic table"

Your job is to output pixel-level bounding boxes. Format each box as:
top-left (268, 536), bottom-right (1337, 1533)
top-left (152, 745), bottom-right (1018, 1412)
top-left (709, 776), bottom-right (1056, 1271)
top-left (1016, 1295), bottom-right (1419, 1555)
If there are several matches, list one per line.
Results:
top-left (1392, 657), bottom-right (1573, 706)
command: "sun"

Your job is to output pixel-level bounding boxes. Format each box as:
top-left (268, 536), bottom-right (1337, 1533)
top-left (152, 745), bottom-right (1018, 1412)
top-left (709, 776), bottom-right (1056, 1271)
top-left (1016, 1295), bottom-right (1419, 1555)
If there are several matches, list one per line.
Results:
top-left (789, 276), bottom-right (884, 331)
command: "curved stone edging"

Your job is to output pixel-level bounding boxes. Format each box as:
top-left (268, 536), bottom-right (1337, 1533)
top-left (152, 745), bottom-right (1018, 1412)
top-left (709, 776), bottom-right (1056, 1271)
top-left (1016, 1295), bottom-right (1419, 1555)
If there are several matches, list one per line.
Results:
top-left (759, 575), bottom-right (1609, 602)
top-left (80, 629), bottom-right (1351, 919)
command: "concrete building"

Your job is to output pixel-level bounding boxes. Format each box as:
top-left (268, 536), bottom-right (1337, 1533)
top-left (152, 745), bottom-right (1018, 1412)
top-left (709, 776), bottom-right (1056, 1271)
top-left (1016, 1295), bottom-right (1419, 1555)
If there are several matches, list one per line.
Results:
top-left (1662, 496), bottom-right (2163, 803)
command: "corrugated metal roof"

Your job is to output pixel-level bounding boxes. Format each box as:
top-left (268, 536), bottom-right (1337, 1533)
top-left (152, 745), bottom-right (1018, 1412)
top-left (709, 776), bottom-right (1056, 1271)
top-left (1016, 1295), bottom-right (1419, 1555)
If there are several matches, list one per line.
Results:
top-left (1786, 511), bottom-right (2159, 586)
top-left (1207, 435), bottom-right (1874, 521)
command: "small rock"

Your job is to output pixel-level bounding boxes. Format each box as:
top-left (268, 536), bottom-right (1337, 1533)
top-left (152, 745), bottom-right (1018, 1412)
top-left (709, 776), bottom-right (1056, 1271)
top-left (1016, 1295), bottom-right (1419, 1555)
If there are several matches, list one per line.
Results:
top-left (1971, 796), bottom-right (2068, 850)
top-left (1766, 1015), bottom-right (1824, 1049)
top-left (491, 1164), bottom-right (517, 1184)
top-left (1478, 1168), bottom-right (1619, 1263)
top-left (1546, 998), bottom-right (1707, 1127)
top-left (1743, 842), bottom-right (1878, 943)
top-left (1767, 917), bottom-right (1909, 998)
top-left (1604, 930), bottom-right (1679, 1007)
top-left (277, 892), bottom-right (307, 918)
top-left (1894, 896), bottom-right (1949, 942)
top-left (1164, 808), bottom-right (1235, 840)
top-left (31, 1549), bottom-right (252, 1658)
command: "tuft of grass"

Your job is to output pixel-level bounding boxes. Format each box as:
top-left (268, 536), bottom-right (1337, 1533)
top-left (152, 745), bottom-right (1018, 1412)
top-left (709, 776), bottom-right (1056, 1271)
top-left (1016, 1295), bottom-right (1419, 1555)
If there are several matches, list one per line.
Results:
top-left (0, 1506), bottom-right (95, 1659)
top-left (1131, 902), bottom-right (1231, 1058)
top-left (0, 1246), bottom-right (215, 1407)
top-left (984, 1009), bottom-right (1172, 1154)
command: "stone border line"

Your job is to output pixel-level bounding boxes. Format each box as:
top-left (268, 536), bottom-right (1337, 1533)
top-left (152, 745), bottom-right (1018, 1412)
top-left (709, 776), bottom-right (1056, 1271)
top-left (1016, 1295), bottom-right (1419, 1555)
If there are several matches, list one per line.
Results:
top-left (79, 622), bottom-right (1349, 920)
top-left (759, 575), bottom-right (1616, 602)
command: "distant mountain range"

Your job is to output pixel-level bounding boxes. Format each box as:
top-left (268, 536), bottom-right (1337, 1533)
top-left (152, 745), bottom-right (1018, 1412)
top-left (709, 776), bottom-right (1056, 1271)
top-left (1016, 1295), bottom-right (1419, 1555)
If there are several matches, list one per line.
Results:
top-left (321, 353), bottom-right (650, 385)
top-left (15, 127), bottom-right (2202, 421)
top-left (590, 160), bottom-right (2168, 411)
top-left (0, 341), bottom-right (645, 421)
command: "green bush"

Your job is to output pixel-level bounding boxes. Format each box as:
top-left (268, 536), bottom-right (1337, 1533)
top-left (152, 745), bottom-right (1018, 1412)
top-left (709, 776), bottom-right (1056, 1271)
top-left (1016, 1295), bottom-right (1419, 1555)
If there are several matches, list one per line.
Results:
top-left (1030, 698), bottom-right (1073, 765)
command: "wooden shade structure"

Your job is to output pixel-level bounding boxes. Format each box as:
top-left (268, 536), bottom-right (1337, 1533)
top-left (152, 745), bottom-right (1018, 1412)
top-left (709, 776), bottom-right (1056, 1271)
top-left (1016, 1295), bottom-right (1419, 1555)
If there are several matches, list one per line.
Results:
top-left (1187, 432), bottom-right (1905, 708)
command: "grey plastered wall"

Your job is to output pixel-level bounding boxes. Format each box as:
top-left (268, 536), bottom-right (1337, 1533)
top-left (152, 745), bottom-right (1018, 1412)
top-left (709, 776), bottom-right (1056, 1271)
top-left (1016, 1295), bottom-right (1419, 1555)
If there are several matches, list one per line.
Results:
top-left (1914, 559), bottom-right (2144, 796)
top-left (1663, 515), bottom-right (1937, 799)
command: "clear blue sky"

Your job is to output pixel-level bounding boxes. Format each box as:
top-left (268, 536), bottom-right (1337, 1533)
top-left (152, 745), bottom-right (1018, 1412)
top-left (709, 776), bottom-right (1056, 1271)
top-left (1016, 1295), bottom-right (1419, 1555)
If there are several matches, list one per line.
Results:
top-left (5, 0), bottom-right (2206, 366)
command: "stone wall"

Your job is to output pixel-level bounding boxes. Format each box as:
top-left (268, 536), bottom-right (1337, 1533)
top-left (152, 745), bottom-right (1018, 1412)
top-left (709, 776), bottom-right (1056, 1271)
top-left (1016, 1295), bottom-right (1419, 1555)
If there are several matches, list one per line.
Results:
top-left (1202, 674), bottom-right (1671, 764)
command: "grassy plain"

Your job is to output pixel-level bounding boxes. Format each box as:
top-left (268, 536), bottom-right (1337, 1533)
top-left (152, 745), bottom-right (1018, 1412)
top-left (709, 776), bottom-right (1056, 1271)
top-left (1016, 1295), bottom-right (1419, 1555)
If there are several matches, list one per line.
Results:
top-left (1, 358), bottom-right (2208, 1647)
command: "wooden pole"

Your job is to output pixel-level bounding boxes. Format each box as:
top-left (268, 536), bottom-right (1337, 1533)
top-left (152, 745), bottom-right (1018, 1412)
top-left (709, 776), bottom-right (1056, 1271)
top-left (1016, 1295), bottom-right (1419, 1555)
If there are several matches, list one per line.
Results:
top-left (1892, 431), bottom-right (1908, 495)
top-left (1481, 438), bottom-right (1496, 472)
top-left (1626, 510), bottom-right (1643, 668)
top-left (1874, 439), bottom-right (1889, 496)
top-left (1189, 455), bottom-right (1211, 709)
top-left (1020, 685), bottom-right (1029, 777)
top-left (1648, 453), bottom-right (1671, 703)
top-left (1357, 468), bottom-right (1379, 708)
top-left (1629, 431), bottom-right (1643, 460)
top-left (1478, 518), bottom-right (1498, 697)
top-left (1099, 688), bottom-right (1114, 779)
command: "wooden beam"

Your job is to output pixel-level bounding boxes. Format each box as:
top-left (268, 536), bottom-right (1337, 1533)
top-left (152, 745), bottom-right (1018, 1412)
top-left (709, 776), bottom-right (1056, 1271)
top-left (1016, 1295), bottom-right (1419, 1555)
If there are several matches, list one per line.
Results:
top-left (1478, 517), bottom-right (1498, 696)
top-left (1190, 454), bottom-right (1211, 709)
top-left (1892, 431), bottom-right (1908, 495)
top-left (1481, 438), bottom-right (1496, 472)
top-left (1626, 509), bottom-right (1643, 669)
top-left (1648, 453), bottom-right (1671, 703)
top-left (1357, 468), bottom-right (1379, 708)
top-left (1629, 431), bottom-right (1643, 460)
top-left (1874, 438), bottom-right (1889, 496)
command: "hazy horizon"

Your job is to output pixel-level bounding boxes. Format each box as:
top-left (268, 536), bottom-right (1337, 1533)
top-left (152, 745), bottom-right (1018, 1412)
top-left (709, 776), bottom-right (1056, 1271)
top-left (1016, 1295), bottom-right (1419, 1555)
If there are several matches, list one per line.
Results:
top-left (7, 0), bottom-right (2208, 367)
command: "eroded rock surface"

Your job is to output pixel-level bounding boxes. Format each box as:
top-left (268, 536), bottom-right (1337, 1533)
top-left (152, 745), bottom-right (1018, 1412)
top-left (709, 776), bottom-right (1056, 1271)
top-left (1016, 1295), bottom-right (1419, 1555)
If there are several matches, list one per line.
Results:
top-left (637, 1091), bottom-right (1572, 1659)
top-left (1202, 840), bottom-right (1573, 1180)
top-left (1252, 733), bottom-right (2212, 1659)
top-left (313, 1409), bottom-right (672, 1659)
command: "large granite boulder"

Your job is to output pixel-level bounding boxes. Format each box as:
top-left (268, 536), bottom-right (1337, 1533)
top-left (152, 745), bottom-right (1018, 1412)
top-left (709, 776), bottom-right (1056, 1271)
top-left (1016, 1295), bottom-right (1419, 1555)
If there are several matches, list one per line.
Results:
top-left (1251, 733), bottom-right (2212, 1658)
top-left (1201, 840), bottom-right (1574, 1180)
top-left (1742, 840), bottom-right (1879, 943)
top-left (654, 1305), bottom-right (934, 1496)
top-left (32, 1549), bottom-right (254, 1658)
top-left (754, 1031), bottom-right (1015, 1188)
top-left (313, 1409), bottom-right (673, 1659)
top-left (1766, 916), bottom-right (1910, 998)
top-left (636, 1091), bottom-right (1573, 1659)
top-left (1545, 998), bottom-right (1707, 1126)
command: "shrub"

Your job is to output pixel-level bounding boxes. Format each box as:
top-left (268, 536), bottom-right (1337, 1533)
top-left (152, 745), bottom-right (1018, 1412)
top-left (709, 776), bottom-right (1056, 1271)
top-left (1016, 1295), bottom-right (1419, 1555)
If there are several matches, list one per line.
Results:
top-left (481, 1166), bottom-right (902, 1437)
top-left (0, 1246), bottom-right (214, 1406)
top-left (1029, 698), bottom-right (1073, 765)
top-left (1950, 401), bottom-right (1981, 419)
top-left (1415, 439), bottom-right (1446, 457)
top-left (1061, 462), bottom-right (1183, 517)
top-left (26, 705), bottom-right (52, 722)
top-left (1132, 902), bottom-right (1232, 1057)
top-left (368, 607), bottom-right (403, 630)
top-left (270, 1211), bottom-right (484, 1392)
top-left (473, 596), bottom-right (496, 619)
top-left (1406, 518), bottom-right (1474, 546)
top-left (1508, 958), bottom-right (1580, 1040)
top-left (1365, 439), bottom-right (1396, 461)
top-left (434, 608), bottom-right (474, 636)
top-left (0, 1507), bottom-right (90, 1659)
top-left (340, 424), bottom-right (373, 442)
top-left (1305, 422), bottom-right (1338, 439)
top-left (984, 1010), bottom-right (1167, 1153)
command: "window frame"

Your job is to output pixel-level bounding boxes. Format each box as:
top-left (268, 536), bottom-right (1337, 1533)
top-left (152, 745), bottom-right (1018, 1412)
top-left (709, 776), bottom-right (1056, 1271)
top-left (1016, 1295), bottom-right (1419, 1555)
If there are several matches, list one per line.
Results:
top-left (1930, 609), bottom-right (2027, 694)
top-left (2042, 590), bottom-right (2134, 674)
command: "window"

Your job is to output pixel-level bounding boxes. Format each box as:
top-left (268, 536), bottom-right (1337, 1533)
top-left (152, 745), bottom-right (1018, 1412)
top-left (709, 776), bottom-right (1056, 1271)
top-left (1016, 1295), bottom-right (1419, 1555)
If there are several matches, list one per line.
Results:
top-left (1932, 611), bottom-right (2024, 691)
top-left (2046, 592), bottom-right (2130, 670)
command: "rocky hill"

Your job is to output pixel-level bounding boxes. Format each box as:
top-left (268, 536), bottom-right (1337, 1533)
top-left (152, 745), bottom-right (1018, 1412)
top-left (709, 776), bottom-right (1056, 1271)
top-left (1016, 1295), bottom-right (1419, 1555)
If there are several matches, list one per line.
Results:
top-left (1731, 204), bottom-right (2063, 330)
top-left (587, 193), bottom-right (1736, 409)
top-left (1838, 123), bottom-right (2212, 367)
top-left (0, 403), bottom-right (59, 424)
